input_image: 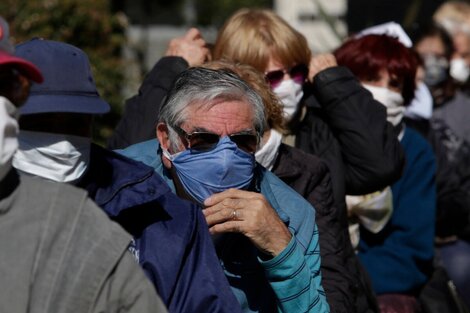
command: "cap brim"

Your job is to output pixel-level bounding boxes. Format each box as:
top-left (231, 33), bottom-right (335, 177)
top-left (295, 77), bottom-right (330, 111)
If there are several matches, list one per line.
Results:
top-left (20, 93), bottom-right (110, 115)
top-left (0, 51), bottom-right (43, 83)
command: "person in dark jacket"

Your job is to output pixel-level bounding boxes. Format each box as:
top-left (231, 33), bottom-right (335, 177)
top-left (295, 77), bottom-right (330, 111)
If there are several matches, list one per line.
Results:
top-left (12, 38), bottom-right (241, 313)
top-left (0, 20), bottom-right (166, 312)
top-left (201, 60), bottom-right (355, 312)
top-left (336, 33), bottom-right (437, 312)
top-left (214, 13), bottom-right (411, 312)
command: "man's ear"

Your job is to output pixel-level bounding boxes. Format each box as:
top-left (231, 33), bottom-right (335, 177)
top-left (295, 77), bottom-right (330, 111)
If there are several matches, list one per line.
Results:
top-left (157, 122), bottom-right (171, 150)
top-left (157, 122), bottom-right (173, 169)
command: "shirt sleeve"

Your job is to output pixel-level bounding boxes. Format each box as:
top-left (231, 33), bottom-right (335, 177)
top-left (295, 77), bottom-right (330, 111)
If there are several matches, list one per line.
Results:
top-left (311, 66), bottom-right (406, 195)
top-left (260, 227), bottom-right (330, 313)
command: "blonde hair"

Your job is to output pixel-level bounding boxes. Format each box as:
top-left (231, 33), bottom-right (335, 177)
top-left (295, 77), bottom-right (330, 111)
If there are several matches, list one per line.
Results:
top-left (434, 1), bottom-right (470, 35)
top-left (213, 8), bottom-right (311, 72)
top-left (201, 60), bottom-right (287, 132)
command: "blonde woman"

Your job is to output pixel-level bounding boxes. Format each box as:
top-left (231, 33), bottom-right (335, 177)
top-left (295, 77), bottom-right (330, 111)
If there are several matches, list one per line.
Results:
top-left (203, 60), bottom-right (348, 313)
top-left (213, 8), bottom-right (411, 313)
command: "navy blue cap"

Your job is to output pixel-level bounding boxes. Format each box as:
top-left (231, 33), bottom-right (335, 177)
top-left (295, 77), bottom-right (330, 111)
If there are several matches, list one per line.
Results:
top-left (15, 38), bottom-right (110, 115)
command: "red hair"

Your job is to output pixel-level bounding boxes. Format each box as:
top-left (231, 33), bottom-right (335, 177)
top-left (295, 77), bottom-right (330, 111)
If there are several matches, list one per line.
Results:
top-left (334, 34), bottom-right (417, 105)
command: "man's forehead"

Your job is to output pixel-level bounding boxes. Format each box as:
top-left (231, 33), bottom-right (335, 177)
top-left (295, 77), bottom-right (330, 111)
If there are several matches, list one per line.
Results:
top-left (185, 98), bottom-right (253, 115)
top-left (182, 99), bottom-right (255, 131)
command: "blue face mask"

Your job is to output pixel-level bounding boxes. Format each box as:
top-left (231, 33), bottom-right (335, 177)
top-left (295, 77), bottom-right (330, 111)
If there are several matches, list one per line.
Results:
top-left (163, 136), bottom-right (255, 204)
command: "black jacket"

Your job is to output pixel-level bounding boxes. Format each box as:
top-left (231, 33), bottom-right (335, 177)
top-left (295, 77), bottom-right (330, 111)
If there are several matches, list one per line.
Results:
top-left (295, 67), bottom-right (406, 313)
top-left (108, 57), bottom-right (189, 150)
top-left (296, 67), bottom-right (405, 203)
top-left (273, 143), bottom-right (358, 313)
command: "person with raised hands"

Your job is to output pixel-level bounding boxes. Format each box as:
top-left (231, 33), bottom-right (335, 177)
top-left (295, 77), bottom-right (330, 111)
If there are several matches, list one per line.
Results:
top-left (108, 27), bottom-right (211, 149)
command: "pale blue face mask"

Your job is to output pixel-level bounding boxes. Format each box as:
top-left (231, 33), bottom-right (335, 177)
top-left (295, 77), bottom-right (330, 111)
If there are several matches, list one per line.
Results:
top-left (163, 136), bottom-right (255, 204)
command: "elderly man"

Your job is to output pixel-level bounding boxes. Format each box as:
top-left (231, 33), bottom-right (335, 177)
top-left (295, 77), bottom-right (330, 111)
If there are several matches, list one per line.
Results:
top-left (119, 67), bottom-right (329, 313)
top-left (0, 17), bottom-right (165, 313)
top-left (13, 38), bottom-right (240, 313)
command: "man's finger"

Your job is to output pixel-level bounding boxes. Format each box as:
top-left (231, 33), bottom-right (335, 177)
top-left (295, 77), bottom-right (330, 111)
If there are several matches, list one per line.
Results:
top-left (204, 206), bottom-right (244, 227)
top-left (204, 188), bottom-right (259, 206)
top-left (203, 197), bottom-right (244, 216)
top-left (185, 27), bottom-right (202, 40)
top-left (192, 38), bottom-right (206, 47)
top-left (209, 220), bottom-right (244, 235)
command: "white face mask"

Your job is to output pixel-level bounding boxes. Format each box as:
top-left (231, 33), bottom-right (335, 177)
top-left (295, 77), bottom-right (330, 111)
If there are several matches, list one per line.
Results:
top-left (13, 130), bottom-right (91, 183)
top-left (0, 96), bottom-right (19, 181)
top-left (362, 84), bottom-right (405, 126)
top-left (255, 129), bottom-right (282, 171)
top-left (450, 58), bottom-right (470, 83)
top-left (272, 79), bottom-right (304, 122)
top-left (405, 81), bottom-right (433, 120)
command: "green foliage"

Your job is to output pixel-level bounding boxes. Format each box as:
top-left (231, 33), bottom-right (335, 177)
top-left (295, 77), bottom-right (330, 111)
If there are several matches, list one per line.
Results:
top-left (0, 0), bottom-right (128, 145)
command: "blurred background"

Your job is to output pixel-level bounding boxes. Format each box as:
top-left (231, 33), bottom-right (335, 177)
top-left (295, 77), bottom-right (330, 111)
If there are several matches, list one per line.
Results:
top-left (0, 0), bottom-right (452, 144)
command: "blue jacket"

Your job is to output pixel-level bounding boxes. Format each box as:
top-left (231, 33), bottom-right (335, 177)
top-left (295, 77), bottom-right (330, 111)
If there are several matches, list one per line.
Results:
top-left (119, 139), bottom-right (330, 313)
top-left (79, 144), bottom-right (241, 313)
top-left (358, 127), bottom-right (436, 295)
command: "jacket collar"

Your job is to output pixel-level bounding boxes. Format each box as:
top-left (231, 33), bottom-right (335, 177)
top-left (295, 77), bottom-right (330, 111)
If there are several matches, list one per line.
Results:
top-left (270, 144), bottom-right (303, 181)
top-left (256, 165), bottom-right (290, 224)
top-left (78, 144), bottom-right (170, 216)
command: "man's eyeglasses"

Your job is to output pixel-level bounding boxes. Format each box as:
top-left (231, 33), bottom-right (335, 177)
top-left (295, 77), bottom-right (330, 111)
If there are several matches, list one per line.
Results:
top-left (172, 125), bottom-right (259, 154)
top-left (264, 64), bottom-right (309, 88)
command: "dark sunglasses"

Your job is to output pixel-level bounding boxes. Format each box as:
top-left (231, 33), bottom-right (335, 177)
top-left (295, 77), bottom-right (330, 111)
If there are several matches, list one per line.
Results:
top-left (265, 64), bottom-right (309, 88)
top-left (173, 125), bottom-right (259, 154)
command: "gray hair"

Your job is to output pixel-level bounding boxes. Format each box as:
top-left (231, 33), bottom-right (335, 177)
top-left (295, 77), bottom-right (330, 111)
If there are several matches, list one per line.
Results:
top-left (159, 67), bottom-right (266, 139)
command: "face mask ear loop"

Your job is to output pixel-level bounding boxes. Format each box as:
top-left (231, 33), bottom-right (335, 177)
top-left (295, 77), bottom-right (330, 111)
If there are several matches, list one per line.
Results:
top-left (162, 148), bottom-right (180, 162)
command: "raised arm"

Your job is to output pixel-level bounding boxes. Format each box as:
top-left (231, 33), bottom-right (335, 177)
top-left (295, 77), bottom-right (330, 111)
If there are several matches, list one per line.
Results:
top-left (300, 55), bottom-right (405, 195)
top-left (108, 28), bottom-right (210, 149)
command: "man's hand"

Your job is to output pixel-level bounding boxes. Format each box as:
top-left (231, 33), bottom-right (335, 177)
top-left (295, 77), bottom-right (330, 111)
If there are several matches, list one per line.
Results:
top-left (203, 189), bottom-right (292, 257)
top-left (308, 53), bottom-right (337, 83)
top-left (165, 28), bottom-right (211, 67)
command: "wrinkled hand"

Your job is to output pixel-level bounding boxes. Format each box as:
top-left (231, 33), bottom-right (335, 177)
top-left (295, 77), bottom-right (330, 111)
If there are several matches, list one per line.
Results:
top-left (308, 53), bottom-right (337, 83)
top-left (203, 188), bottom-right (292, 257)
top-left (165, 28), bottom-right (211, 66)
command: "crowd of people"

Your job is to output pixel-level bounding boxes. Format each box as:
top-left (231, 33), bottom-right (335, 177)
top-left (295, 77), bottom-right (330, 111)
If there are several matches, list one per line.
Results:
top-left (1, 1), bottom-right (470, 313)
